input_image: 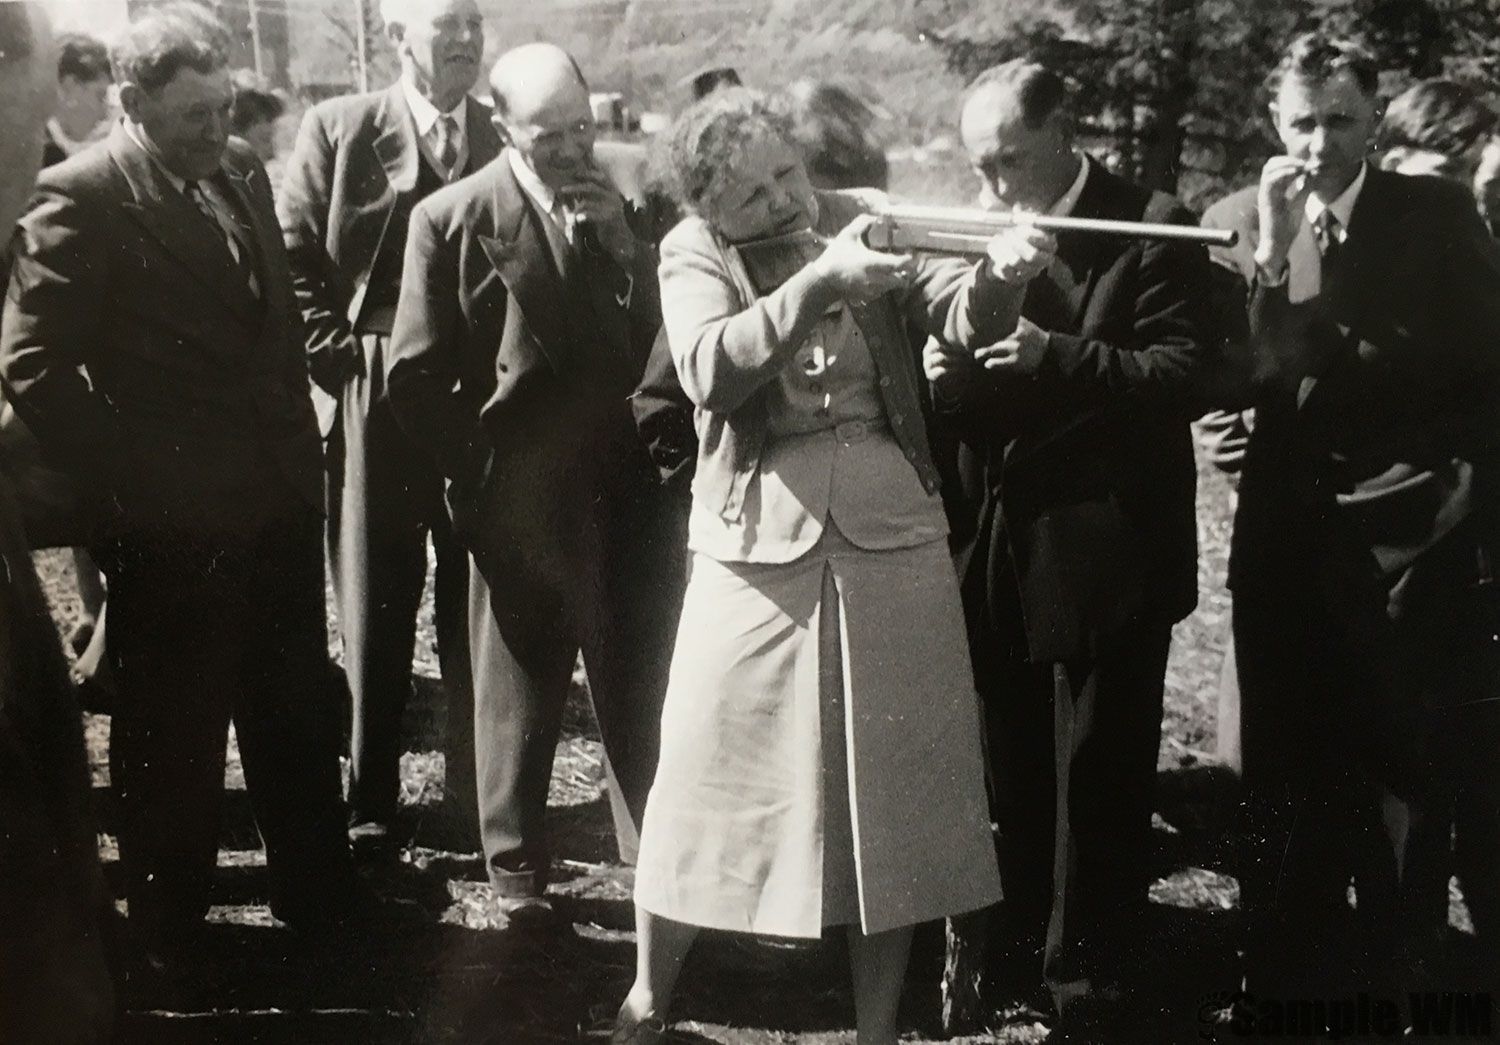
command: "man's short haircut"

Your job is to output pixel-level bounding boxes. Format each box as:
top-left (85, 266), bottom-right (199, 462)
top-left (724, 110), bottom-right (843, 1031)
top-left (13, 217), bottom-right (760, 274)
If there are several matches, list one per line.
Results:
top-left (111, 2), bottom-right (231, 93)
top-left (1376, 78), bottom-right (1497, 159)
top-left (1268, 31), bottom-right (1379, 98)
top-left (966, 59), bottom-right (1069, 129)
top-left (0, 4), bottom-right (37, 64)
top-left (229, 68), bottom-right (285, 133)
top-left (57, 32), bottom-right (109, 83)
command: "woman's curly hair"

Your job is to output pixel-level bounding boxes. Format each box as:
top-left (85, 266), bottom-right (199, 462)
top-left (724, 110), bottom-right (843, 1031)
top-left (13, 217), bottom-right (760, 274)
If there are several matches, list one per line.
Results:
top-left (652, 87), bottom-right (796, 213)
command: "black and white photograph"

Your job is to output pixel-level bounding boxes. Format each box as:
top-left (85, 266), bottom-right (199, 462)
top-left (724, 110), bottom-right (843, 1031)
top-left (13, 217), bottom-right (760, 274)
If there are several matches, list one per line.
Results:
top-left (1, 0), bottom-right (1498, 1041)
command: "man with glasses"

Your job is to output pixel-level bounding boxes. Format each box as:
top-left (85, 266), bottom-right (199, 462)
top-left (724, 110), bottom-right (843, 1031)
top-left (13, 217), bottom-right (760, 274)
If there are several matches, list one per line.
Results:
top-left (387, 43), bottom-right (674, 927)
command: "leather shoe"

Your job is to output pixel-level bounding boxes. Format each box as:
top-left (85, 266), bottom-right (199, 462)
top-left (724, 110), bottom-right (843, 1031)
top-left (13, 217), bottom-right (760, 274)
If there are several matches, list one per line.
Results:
top-left (609, 1007), bottom-right (668, 1044)
top-left (493, 893), bottom-right (565, 932)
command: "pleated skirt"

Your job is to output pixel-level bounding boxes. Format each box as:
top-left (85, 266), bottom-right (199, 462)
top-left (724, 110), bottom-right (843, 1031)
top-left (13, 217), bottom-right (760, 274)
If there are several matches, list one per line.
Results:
top-left (634, 523), bottom-right (1001, 937)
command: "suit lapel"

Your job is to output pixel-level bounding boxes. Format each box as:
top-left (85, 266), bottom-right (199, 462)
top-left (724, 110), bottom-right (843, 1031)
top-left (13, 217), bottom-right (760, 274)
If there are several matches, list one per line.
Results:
top-left (108, 124), bottom-right (263, 330)
top-left (464, 95), bottom-right (503, 173)
top-left (478, 156), bottom-right (581, 373)
top-left (372, 84), bottom-right (421, 195)
top-left (1048, 158), bottom-right (1114, 329)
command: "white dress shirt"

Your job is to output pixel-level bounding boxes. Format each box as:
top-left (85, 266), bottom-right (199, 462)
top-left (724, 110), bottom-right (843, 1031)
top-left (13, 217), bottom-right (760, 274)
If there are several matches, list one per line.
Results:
top-left (401, 76), bottom-right (469, 181)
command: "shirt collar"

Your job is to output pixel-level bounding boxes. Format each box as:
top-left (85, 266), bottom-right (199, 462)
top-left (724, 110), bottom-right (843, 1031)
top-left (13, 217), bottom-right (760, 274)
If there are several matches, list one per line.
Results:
top-left (46, 118), bottom-right (93, 157)
top-left (1048, 152), bottom-right (1090, 217)
top-left (508, 148), bottom-right (557, 215)
top-left (1305, 162), bottom-right (1367, 239)
top-left (124, 118), bottom-right (190, 193)
top-left (401, 76), bottom-right (467, 139)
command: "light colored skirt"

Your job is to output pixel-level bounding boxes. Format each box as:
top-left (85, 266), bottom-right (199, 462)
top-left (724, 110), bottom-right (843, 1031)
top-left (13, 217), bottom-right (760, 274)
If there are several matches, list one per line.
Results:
top-left (633, 524), bottom-right (1002, 937)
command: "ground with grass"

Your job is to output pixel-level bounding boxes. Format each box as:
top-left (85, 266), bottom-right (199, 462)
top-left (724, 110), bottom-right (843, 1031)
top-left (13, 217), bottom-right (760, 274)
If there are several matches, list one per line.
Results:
top-left (29, 449), bottom-right (1469, 1044)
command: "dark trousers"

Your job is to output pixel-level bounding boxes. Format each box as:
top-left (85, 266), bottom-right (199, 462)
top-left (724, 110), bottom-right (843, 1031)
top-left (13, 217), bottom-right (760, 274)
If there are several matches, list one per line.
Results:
top-left (979, 618), bottom-right (1171, 1023)
top-left (101, 508), bottom-right (352, 942)
top-left (465, 470), bottom-right (679, 897)
top-left (328, 332), bottom-right (473, 833)
top-left (1235, 525), bottom-right (1499, 1003)
top-left (1233, 582), bottom-right (1402, 1000)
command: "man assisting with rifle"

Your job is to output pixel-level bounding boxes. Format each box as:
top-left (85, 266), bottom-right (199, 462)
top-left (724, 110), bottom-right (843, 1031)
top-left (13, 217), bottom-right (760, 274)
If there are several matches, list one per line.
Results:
top-left (926, 58), bottom-right (1217, 1044)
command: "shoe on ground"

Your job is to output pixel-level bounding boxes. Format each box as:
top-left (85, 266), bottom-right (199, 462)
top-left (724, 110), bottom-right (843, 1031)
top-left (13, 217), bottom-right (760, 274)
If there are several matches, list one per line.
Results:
top-left (609, 1006), bottom-right (668, 1045)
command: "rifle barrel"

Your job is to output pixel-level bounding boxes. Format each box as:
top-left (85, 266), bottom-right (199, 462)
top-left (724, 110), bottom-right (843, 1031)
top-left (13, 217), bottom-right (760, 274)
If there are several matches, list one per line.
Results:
top-left (866, 203), bottom-right (1238, 250)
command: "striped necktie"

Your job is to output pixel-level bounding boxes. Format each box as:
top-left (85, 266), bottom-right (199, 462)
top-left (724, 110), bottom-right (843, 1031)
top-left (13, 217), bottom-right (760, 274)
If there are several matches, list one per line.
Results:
top-left (187, 180), bottom-right (260, 298)
top-left (435, 114), bottom-right (459, 177)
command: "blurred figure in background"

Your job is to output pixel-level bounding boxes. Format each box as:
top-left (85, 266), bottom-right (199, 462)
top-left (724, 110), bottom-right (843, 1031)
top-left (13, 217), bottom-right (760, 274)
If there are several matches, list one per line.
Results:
top-left (45, 32), bottom-right (114, 670)
top-left (0, 4), bottom-right (115, 1040)
top-left (1376, 77), bottom-right (1496, 184)
top-left (44, 31), bottom-right (112, 167)
top-left (783, 78), bottom-right (889, 193)
top-left (1374, 74), bottom-right (1500, 993)
top-left (229, 69), bottom-right (286, 164)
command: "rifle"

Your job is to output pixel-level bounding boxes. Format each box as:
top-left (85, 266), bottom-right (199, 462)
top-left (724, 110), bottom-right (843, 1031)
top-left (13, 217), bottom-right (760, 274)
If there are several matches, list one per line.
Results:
top-left (735, 204), bottom-right (1236, 295)
top-left (864, 202), bottom-right (1238, 252)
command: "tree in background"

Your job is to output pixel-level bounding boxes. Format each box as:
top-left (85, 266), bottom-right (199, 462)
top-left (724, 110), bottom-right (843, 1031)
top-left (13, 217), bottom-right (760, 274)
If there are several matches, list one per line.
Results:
top-left (918, 0), bottom-right (1500, 208)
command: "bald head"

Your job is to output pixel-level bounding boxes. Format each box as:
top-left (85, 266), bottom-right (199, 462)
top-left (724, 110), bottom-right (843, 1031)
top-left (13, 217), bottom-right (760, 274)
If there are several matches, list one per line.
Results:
top-left (489, 44), bottom-right (596, 191)
top-left (489, 43), bottom-right (588, 122)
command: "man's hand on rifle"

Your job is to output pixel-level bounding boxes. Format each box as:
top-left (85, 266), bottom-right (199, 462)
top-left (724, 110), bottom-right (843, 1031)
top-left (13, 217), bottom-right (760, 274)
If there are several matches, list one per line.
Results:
top-left (975, 315), bottom-right (1046, 371)
top-left (985, 222), bottom-right (1057, 284)
top-left (923, 338), bottom-right (981, 401)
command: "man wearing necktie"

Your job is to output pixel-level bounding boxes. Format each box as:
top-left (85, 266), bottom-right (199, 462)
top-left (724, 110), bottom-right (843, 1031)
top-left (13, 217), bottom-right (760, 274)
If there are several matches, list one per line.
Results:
top-left (1204, 31), bottom-right (1500, 1010)
top-left (386, 43), bottom-right (674, 927)
top-left (280, 0), bottom-right (501, 856)
top-left (0, 4), bottom-right (353, 975)
top-left (923, 60), bottom-right (1216, 1042)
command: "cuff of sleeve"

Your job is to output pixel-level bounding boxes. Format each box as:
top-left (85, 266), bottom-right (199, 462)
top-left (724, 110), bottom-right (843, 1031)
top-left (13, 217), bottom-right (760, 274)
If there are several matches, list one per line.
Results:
top-left (1020, 330), bottom-right (1060, 377)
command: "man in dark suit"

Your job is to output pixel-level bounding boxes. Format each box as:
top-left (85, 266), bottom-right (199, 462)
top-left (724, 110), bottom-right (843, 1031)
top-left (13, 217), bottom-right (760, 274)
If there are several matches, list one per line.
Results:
top-left (1204, 33), bottom-right (1500, 1005)
top-left (0, 7), bottom-right (114, 1038)
top-left (279, 0), bottom-right (500, 853)
top-left (925, 60), bottom-right (1215, 1041)
top-left (1, 4), bottom-right (352, 967)
top-left (387, 42), bottom-right (673, 920)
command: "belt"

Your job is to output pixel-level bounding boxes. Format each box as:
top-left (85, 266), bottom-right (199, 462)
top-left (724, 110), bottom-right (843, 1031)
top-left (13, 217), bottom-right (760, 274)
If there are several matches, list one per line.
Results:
top-left (355, 304), bottom-right (398, 335)
top-left (833, 418), bottom-right (888, 442)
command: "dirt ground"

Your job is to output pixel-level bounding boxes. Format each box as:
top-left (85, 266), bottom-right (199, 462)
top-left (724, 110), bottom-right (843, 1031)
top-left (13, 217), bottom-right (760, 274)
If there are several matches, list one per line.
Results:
top-left (27, 453), bottom-right (1467, 1044)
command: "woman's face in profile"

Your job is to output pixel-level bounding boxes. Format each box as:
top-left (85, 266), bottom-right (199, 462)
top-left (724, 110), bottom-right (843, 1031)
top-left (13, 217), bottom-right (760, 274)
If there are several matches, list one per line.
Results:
top-left (704, 132), bottom-right (817, 244)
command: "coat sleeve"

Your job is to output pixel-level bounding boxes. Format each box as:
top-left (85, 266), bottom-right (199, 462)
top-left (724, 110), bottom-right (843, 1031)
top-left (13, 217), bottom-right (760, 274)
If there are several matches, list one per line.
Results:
top-left (277, 106), bottom-right (357, 396)
top-left (385, 202), bottom-right (489, 490)
top-left (1005, 204), bottom-right (1218, 412)
top-left (0, 184), bottom-right (122, 491)
top-left (660, 224), bottom-right (843, 414)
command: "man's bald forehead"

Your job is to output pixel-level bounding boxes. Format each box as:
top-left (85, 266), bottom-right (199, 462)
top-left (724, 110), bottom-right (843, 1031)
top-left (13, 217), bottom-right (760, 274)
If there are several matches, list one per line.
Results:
top-left (489, 43), bottom-right (588, 116)
top-left (963, 60), bottom-right (1069, 132)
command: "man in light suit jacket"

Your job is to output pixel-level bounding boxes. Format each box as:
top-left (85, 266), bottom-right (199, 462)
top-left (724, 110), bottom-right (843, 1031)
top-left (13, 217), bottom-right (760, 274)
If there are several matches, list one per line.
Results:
top-left (279, 0), bottom-right (501, 852)
top-left (1, 4), bottom-right (352, 969)
top-left (387, 43), bottom-right (675, 921)
top-left (1204, 32), bottom-right (1500, 1006)
top-left (926, 60), bottom-right (1216, 1042)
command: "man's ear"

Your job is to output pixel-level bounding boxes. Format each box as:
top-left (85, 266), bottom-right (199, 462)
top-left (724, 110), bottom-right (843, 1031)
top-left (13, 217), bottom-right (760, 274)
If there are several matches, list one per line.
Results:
top-left (491, 111), bottom-right (513, 146)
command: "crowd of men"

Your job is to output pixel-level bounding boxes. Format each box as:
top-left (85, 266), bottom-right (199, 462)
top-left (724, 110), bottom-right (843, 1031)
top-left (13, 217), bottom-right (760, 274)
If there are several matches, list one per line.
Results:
top-left (0, 0), bottom-right (1497, 1041)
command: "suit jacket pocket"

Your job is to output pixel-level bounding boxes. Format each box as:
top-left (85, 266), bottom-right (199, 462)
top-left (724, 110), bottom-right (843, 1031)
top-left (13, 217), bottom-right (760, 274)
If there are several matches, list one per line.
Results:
top-left (1011, 493), bottom-right (1149, 661)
